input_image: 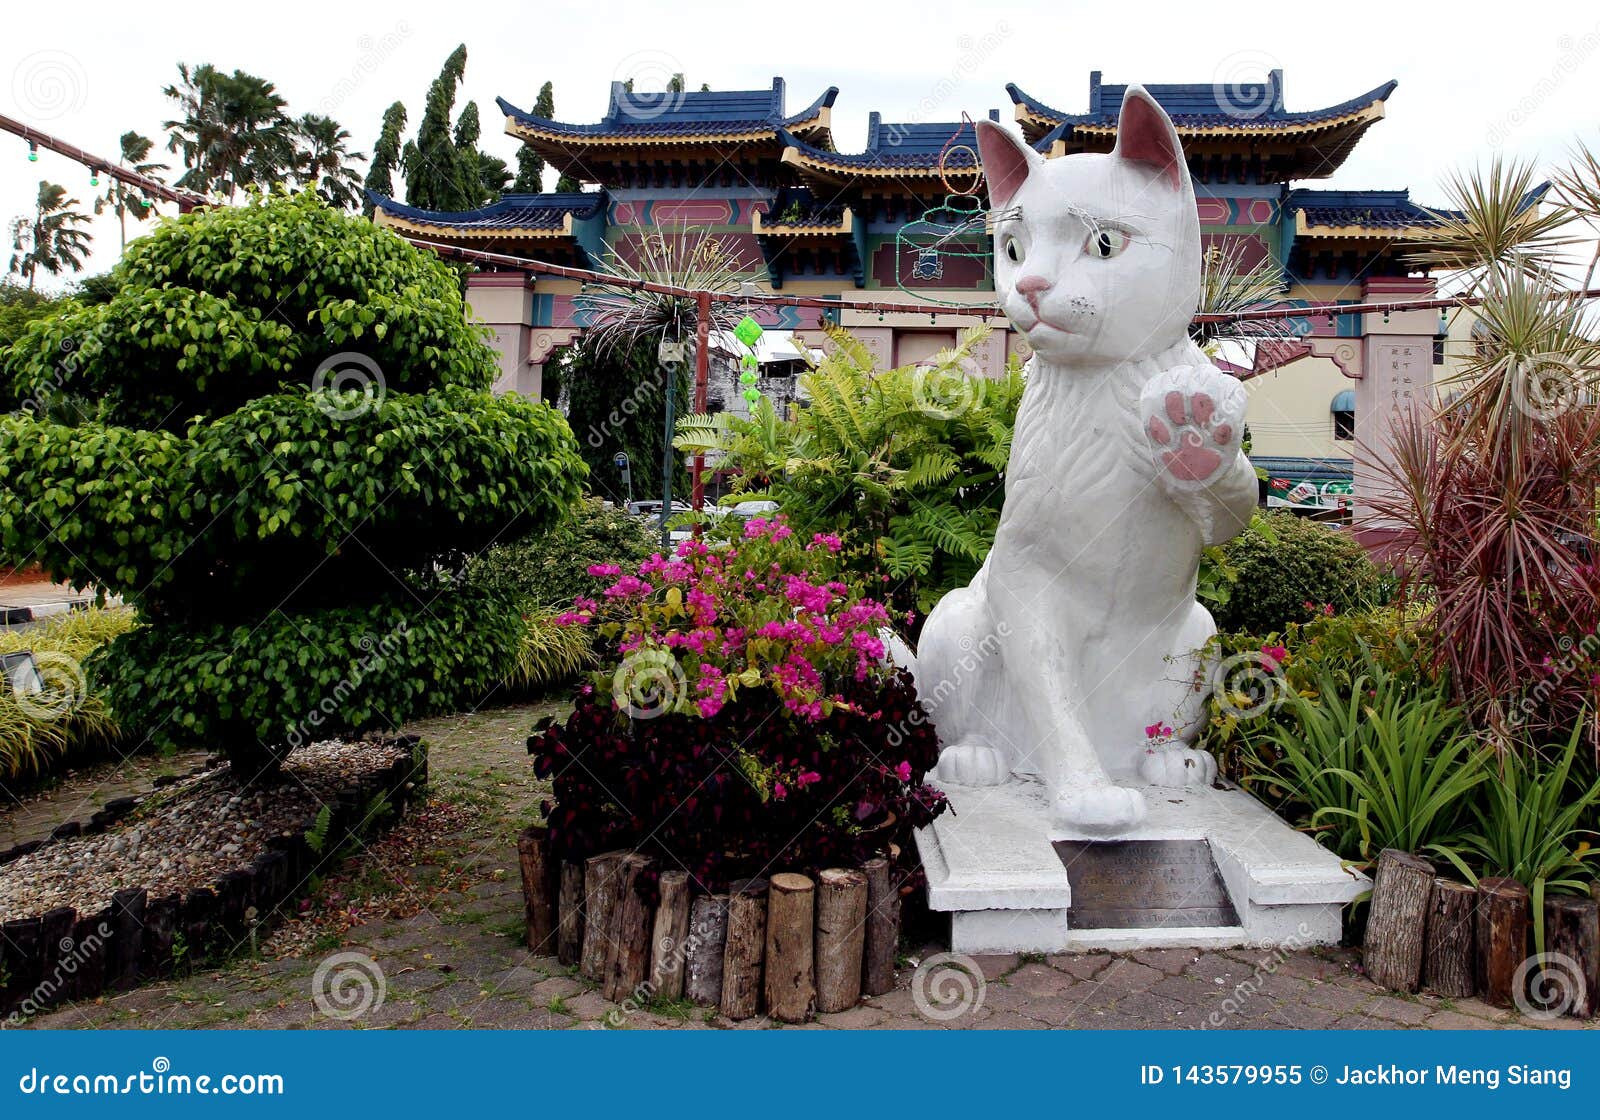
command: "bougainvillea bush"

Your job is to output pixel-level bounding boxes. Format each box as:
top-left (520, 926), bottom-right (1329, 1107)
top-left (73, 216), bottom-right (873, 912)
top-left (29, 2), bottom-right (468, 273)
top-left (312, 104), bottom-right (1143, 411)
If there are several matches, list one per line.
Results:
top-left (528, 515), bottom-right (946, 887)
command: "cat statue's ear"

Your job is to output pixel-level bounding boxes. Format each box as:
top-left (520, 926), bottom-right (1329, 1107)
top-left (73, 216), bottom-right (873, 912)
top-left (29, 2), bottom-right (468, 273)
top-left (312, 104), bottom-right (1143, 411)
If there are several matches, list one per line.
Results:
top-left (1112, 85), bottom-right (1187, 191)
top-left (975, 120), bottom-right (1041, 208)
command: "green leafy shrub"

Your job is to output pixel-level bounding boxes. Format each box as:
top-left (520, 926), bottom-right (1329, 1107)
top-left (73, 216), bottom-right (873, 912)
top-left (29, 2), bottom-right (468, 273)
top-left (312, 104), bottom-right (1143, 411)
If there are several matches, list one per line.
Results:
top-left (92, 588), bottom-right (521, 761)
top-left (0, 607), bottom-right (136, 780)
top-left (0, 193), bottom-right (586, 774)
top-left (1199, 607), bottom-right (1437, 765)
top-left (466, 499), bottom-right (654, 610)
top-left (464, 499), bottom-right (656, 692)
top-left (674, 323), bottom-right (1023, 620)
top-left (1242, 649), bottom-right (1486, 867)
top-left (1209, 512), bottom-right (1382, 635)
top-left (1441, 726), bottom-right (1600, 953)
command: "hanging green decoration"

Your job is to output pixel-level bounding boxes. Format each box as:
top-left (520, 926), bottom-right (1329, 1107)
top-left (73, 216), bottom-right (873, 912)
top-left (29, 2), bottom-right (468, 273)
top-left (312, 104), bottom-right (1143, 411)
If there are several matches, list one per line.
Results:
top-left (733, 315), bottom-right (765, 409)
top-left (892, 114), bottom-right (996, 306)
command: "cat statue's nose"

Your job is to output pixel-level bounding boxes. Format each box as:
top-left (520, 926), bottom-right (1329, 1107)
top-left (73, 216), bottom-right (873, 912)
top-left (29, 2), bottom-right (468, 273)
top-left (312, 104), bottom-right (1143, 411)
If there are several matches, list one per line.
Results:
top-left (1015, 274), bottom-right (1051, 295)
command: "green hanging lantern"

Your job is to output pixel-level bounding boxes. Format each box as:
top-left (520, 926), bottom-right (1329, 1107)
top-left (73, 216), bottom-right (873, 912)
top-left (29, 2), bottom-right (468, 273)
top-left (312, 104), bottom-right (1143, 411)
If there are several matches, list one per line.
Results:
top-left (733, 316), bottom-right (765, 408)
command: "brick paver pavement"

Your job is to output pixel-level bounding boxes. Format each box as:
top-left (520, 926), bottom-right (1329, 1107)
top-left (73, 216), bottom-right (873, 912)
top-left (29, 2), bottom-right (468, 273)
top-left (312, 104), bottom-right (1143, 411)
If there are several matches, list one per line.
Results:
top-left (18, 704), bottom-right (1586, 1031)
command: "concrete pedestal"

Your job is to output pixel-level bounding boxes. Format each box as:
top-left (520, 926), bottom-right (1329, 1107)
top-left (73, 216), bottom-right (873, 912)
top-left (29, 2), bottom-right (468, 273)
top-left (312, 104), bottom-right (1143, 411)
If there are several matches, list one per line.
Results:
top-left (916, 776), bottom-right (1366, 953)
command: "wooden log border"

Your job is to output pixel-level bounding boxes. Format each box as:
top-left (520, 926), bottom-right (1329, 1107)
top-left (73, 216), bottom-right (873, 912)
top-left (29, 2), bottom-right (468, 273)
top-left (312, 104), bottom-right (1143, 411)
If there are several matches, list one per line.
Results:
top-left (1358, 852), bottom-right (1599, 1020)
top-left (520, 848), bottom-right (904, 1021)
top-left (0, 735), bottom-right (427, 1020)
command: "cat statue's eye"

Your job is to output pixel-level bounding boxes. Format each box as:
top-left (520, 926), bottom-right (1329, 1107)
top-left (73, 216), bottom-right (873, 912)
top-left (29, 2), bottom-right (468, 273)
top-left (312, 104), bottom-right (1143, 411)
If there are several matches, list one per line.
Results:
top-left (1002, 235), bottom-right (1023, 264)
top-left (1084, 228), bottom-right (1131, 259)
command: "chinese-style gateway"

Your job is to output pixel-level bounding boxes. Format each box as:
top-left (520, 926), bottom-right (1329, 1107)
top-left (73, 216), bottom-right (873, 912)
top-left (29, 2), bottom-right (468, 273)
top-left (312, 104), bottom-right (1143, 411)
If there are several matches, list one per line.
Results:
top-left (369, 70), bottom-right (1514, 508)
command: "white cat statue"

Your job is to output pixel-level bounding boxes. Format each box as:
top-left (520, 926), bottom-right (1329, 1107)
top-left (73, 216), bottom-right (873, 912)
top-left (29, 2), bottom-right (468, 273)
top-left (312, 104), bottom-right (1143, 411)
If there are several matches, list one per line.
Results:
top-left (915, 86), bottom-right (1257, 833)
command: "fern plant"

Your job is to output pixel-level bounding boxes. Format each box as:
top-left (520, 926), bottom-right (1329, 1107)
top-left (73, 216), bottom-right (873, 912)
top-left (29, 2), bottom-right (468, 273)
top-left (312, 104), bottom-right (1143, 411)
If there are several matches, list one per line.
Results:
top-left (674, 323), bottom-right (1025, 621)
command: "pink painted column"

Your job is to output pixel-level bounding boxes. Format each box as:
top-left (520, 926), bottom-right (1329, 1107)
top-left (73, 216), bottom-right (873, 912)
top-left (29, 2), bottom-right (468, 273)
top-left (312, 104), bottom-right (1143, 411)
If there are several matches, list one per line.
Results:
top-left (464, 273), bottom-right (539, 397)
top-left (1353, 276), bottom-right (1438, 544)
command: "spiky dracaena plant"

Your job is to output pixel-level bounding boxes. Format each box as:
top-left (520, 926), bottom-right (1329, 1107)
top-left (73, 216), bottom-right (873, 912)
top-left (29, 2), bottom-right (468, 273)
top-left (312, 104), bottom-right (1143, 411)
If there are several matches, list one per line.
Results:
top-left (1191, 236), bottom-right (1297, 350)
top-left (1374, 156), bottom-right (1600, 745)
top-left (575, 224), bottom-right (751, 356)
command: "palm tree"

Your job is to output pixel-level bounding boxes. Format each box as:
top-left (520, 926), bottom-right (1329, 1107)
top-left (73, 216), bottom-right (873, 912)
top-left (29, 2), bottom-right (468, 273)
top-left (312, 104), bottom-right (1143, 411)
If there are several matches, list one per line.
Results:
top-left (163, 63), bottom-right (293, 199)
top-left (94, 132), bottom-right (168, 251)
top-left (9, 182), bottom-right (93, 290)
top-left (293, 114), bottom-right (366, 210)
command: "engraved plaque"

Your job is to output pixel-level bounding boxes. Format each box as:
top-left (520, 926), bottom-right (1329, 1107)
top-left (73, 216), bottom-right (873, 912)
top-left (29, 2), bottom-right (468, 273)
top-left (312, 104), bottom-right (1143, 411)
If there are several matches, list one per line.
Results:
top-left (1052, 839), bottom-right (1239, 930)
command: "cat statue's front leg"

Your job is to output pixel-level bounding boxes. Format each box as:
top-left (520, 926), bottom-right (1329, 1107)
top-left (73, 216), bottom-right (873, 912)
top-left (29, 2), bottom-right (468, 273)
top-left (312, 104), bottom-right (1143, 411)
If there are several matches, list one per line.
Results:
top-left (1137, 363), bottom-right (1257, 787)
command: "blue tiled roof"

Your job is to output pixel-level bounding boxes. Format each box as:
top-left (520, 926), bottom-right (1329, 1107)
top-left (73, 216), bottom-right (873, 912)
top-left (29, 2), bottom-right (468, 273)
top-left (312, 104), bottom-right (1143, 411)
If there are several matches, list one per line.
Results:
top-left (367, 190), bottom-right (605, 231)
top-left (1010, 71), bottom-right (1396, 145)
top-left (500, 79), bottom-right (837, 139)
top-left (1289, 189), bottom-right (1456, 229)
top-left (1288, 185), bottom-right (1547, 229)
top-left (781, 111), bottom-right (999, 171)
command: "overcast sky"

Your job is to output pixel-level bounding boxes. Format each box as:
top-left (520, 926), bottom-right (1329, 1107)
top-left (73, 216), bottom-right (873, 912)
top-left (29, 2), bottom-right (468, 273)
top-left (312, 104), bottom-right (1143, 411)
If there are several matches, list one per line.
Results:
top-left (5, 0), bottom-right (1600, 288)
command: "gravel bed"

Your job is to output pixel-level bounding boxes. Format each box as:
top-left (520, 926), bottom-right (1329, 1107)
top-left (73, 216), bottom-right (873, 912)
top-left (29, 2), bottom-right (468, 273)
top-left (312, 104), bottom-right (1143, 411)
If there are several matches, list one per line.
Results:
top-left (0, 740), bottom-right (408, 922)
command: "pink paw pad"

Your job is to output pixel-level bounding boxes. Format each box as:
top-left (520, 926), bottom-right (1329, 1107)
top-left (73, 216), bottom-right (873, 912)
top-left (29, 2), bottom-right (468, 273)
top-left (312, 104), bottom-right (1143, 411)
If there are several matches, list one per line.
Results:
top-left (1148, 388), bottom-right (1236, 483)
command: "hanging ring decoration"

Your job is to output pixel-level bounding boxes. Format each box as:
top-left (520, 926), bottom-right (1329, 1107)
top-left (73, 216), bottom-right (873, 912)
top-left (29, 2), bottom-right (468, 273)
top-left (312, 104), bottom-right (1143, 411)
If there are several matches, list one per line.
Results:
top-left (937, 112), bottom-right (984, 198)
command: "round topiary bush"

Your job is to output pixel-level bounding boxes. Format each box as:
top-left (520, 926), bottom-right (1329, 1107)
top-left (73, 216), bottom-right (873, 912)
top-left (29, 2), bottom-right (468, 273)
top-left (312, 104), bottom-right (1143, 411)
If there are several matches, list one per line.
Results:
top-left (1209, 512), bottom-right (1382, 635)
top-left (0, 192), bottom-right (587, 776)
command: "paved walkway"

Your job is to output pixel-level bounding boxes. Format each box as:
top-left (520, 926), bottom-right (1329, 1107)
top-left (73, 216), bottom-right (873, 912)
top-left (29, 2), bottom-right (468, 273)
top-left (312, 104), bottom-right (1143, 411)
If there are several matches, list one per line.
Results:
top-left (16, 704), bottom-right (1587, 1031)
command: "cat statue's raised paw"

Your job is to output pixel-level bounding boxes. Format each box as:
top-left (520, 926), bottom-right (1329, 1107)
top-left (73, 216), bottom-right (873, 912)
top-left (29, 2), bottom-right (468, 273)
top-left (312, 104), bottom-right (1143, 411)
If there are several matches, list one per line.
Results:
top-left (912, 86), bottom-right (1256, 834)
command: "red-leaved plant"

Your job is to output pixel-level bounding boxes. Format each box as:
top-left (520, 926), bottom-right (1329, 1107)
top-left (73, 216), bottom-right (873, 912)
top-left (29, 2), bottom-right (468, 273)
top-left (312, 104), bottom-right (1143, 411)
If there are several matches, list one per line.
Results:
top-left (528, 515), bottom-right (947, 888)
top-left (1376, 155), bottom-right (1600, 747)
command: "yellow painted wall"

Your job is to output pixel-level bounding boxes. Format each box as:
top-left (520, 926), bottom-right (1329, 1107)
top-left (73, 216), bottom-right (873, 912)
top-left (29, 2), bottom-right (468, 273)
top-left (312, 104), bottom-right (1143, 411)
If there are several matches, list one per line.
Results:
top-left (1244, 355), bottom-right (1354, 461)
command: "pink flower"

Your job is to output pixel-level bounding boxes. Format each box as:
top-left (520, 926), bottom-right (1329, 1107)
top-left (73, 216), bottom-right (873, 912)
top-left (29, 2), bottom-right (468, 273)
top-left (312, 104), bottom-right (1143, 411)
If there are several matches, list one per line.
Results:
top-left (809, 532), bottom-right (843, 553)
top-left (604, 575), bottom-right (654, 599)
top-left (773, 781), bottom-right (788, 800)
top-left (1260, 644), bottom-right (1288, 672)
top-left (796, 770), bottom-right (821, 787)
top-left (588, 563), bottom-right (622, 578)
top-left (894, 760), bottom-right (912, 782)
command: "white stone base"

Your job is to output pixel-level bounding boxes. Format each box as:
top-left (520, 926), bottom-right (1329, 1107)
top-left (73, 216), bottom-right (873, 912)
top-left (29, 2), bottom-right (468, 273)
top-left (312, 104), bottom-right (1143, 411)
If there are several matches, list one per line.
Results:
top-left (916, 775), bottom-right (1366, 954)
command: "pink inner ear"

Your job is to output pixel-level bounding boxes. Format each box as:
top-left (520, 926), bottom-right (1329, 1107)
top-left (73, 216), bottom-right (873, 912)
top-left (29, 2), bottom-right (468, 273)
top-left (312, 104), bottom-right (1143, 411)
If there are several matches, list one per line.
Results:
top-left (976, 122), bottom-right (1032, 207)
top-left (1117, 95), bottom-right (1183, 190)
